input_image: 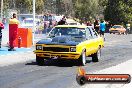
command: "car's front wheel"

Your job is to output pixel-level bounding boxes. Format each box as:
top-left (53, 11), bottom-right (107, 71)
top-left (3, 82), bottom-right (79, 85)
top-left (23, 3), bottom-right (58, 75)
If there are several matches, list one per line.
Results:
top-left (79, 51), bottom-right (86, 66)
top-left (36, 55), bottom-right (45, 66)
top-left (92, 49), bottom-right (101, 62)
top-left (76, 75), bottom-right (86, 85)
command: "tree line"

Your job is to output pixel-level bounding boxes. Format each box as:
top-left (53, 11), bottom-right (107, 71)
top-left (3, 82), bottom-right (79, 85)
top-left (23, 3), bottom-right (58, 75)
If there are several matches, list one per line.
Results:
top-left (0, 0), bottom-right (132, 25)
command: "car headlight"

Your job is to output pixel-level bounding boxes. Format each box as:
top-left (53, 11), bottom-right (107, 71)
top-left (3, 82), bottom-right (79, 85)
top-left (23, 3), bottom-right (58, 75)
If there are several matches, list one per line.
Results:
top-left (36, 45), bottom-right (42, 50)
top-left (70, 47), bottom-right (76, 52)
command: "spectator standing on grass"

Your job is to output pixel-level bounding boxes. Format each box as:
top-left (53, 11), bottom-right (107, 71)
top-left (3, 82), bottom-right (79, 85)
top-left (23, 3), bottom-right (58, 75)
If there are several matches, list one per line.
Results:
top-left (0, 21), bottom-right (4, 48)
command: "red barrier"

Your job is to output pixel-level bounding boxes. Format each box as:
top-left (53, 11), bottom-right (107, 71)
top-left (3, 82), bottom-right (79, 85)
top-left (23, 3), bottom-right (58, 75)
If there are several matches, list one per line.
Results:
top-left (14, 28), bottom-right (32, 48)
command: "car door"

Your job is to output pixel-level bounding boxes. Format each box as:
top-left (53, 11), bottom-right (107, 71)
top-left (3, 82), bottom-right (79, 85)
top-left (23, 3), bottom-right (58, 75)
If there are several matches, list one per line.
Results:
top-left (89, 27), bottom-right (100, 52)
top-left (85, 27), bottom-right (95, 56)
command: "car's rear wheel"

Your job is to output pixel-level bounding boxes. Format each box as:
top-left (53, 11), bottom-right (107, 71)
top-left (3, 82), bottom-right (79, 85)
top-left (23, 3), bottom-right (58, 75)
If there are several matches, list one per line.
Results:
top-left (92, 49), bottom-right (101, 62)
top-left (36, 55), bottom-right (45, 66)
top-left (79, 51), bottom-right (86, 66)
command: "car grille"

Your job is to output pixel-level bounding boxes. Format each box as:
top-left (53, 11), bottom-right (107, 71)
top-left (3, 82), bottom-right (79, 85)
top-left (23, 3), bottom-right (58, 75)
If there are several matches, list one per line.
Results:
top-left (43, 47), bottom-right (69, 52)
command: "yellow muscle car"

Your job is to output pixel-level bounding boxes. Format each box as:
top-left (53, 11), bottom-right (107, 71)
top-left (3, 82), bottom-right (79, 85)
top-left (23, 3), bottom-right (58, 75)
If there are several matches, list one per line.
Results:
top-left (34, 25), bottom-right (104, 66)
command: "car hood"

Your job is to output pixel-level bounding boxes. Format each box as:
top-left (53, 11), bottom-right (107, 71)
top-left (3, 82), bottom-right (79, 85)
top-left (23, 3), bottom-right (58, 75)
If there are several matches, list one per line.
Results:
top-left (109, 28), bottom-right (126, 32)
top-left (109, 28), bottom-right (116, 30)
top-left (36, 36), bottom-right (85, 46)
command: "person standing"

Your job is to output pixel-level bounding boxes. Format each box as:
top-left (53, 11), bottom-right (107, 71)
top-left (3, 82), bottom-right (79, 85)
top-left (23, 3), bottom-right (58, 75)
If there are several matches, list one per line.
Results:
top-left (86, 21), bottom-right (92, 26)
top-left (99, 20), bottom-right (106, 40)
top-left (94, 20), bottom-right (100, 33)
top-left (0, 21), bottom-right (4, 48)
top-left (58, 17), bottom-right (66, 25)
top-left (8, 13), bottom-right (19, 51)
top-left (126, 23), bottom-right (131, 34)
top-left (2, 18), bottom-right (6, 25)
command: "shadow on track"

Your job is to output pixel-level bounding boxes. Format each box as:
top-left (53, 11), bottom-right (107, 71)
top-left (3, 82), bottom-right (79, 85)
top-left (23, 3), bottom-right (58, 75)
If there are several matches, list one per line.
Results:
top-left (25, 59), bottom-right (92, 67)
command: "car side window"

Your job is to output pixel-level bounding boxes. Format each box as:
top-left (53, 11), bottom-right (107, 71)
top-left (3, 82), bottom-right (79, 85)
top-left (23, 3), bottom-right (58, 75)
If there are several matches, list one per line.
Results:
top-left (86, 28), bottom-right (93, 39)
top-left (90, 28), bottom-right (98, 38)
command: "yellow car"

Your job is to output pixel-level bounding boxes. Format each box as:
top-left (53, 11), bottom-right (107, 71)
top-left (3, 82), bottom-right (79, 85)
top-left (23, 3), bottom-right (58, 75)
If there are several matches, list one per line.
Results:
top-left (34, 25), bottom-right (104, 66)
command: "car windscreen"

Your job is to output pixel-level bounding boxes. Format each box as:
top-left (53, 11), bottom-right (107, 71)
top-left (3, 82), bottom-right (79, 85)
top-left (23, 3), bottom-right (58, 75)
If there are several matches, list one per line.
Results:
top-left (49, 27), bottom-right (86, 37)
top-left (112, 26), bottom-right (121, 28)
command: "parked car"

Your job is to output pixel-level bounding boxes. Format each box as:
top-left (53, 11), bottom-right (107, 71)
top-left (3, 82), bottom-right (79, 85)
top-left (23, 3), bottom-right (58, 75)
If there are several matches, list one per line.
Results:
top-left (109, 25), bottom-right (126, 34)
top-left (34, 25), bottom-right (104, 66)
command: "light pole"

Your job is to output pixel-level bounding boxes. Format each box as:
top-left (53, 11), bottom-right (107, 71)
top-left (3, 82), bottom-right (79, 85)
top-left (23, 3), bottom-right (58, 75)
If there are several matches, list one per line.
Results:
top-left (33, 0), bottom-right (36, 45)
top-left (1, 0), bottom-right (3, 21)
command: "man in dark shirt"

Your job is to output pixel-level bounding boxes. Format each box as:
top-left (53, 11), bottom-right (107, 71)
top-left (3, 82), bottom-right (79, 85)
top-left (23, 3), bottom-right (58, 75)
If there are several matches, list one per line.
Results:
top-left (94, 20), bottom-right (100, 33)
top-left (58, 16), bottom-right (66, 25)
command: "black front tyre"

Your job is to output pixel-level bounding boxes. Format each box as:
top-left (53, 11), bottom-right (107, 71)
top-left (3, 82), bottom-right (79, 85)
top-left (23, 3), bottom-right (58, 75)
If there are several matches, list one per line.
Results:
top-left (36, 56), bottom-right (45, 66)
top-left (92, 49), bottom-right (101, 62)
top-left (76, 75), bottom-right (86, 85)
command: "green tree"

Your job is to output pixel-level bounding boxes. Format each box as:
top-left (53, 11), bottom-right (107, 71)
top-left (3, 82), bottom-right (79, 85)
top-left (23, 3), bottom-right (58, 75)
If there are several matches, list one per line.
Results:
top-left (104, 0), bottom-right (132, 25)
top-left (2, 0), bottom-right (45, 14)
top-left (15, 0), bottom-right (44, 14)
top-left (72, 0), bottom-right (100, 21)
top-left (35, 0), bottom-right (45, 14)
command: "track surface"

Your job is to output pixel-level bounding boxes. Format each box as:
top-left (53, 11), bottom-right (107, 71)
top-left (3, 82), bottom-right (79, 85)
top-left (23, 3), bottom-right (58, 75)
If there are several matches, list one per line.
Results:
top-left (0, 34), bottom-right (132, 88)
